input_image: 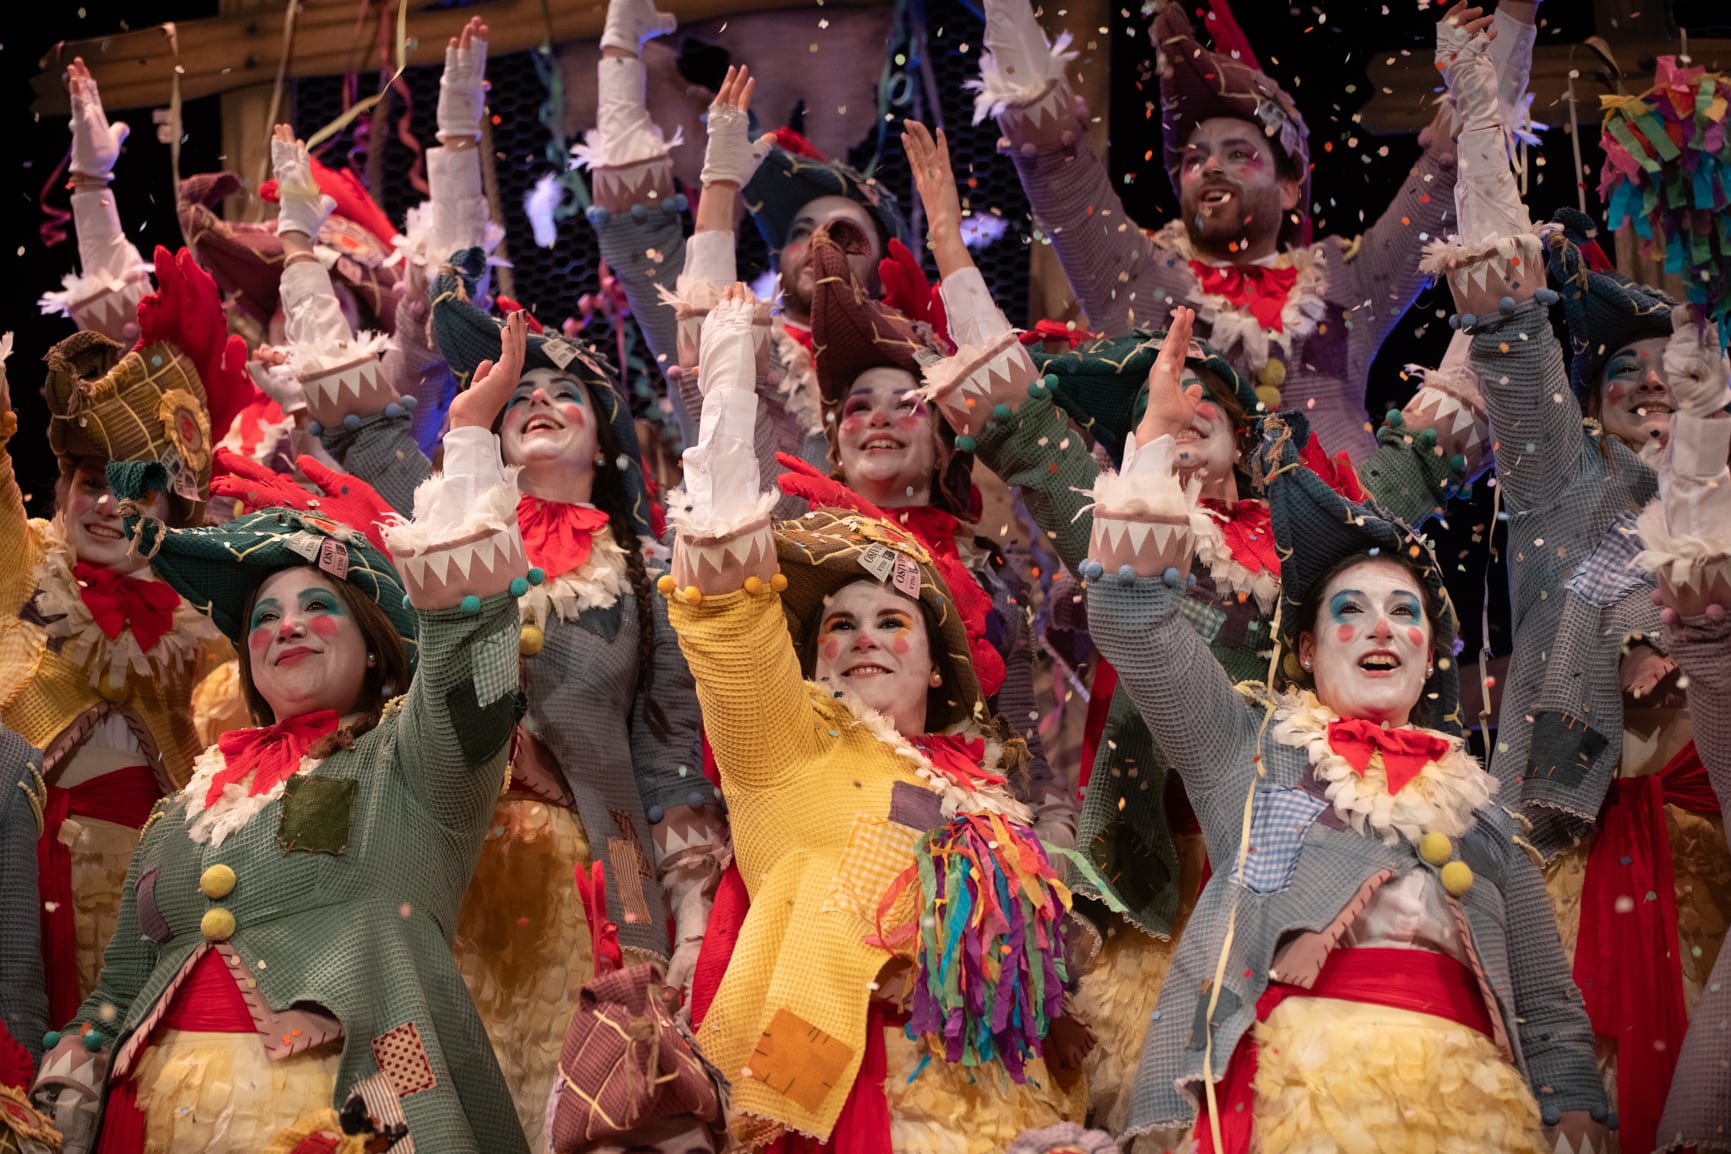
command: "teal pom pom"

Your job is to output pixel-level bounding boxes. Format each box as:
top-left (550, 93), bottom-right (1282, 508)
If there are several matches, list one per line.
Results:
top-left (509, 577), bottom-right (529, 597)
top-left (528, 567), bottom-right (547, 586)
top-left (459, 595), bottom-right (481, 615)
top-left (992, 403), bottom-right (1012, 420)
top-left (83, 1029), bottom-right (104, 1052)
top-left (955, 434), bottom-right (978, 452)
top-left (43, 1031), bottom-right (61, 1050)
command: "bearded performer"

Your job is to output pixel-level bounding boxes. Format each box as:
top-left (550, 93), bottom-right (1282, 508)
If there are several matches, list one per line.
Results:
top-left (971, 0), bottom-right (1549, 460)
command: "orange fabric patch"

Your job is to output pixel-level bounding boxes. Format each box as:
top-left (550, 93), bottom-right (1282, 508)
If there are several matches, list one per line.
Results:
top-left (745, 1008), bottom-right (855, 1113)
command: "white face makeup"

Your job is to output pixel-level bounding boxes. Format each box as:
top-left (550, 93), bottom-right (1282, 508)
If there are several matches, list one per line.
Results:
top-left (835, 367), bottom-right (937, 509)
top-left (499, 366), bottom-right (602, 475)
top-left (1596, 336), bottom-right (1674, 456)
top-left (1298, 559), bottom-right (1434, 728)
top-left (245, 567), bottom-right (370, 722)
top-left (813, 580), bottom-right (933, 736)
top-left (62, 462), bottom-right (167, 574)
top-left (777, 195), bottom-right (884, 321)
top-left (1170, 371), bottom-right (1238, 492)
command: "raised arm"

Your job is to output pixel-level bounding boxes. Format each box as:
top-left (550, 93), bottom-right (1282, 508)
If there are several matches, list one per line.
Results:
top-left (399, 18), bottom-right (500, 289)
top-left (0, 346), bottom-right (44, 609)
top-left (579, 0), bottom-right (690, 435)
top-left (975, 0), bottom-right (1164, 333)
top-left (381, 313), bottom-right (530, 831)
top-left (38, 58), bottom-right (153, 343)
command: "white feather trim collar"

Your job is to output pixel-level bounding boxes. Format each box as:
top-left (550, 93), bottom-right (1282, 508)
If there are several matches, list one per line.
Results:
top-left (517, 527), bottom-right (630, 628)
top-left (179, 743), bottom-right (325, 848)
top-left (1149, 220), bottom-right (1328, 373)
top-left (772, 327), bottom-right (827, 438)
top-left (1270, 689), bottom-right (1496, 845)
top-left (32, 519), bottom-right (221, 690)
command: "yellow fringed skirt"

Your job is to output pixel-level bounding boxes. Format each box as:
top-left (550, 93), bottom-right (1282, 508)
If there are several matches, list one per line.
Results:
top-left (1250, 997), bottom-right (1547, 1154)
top-left (132, 1029), bottom-right (341, 1154)
top-left (453, 795), bottom-right (593, 1151)
top-left (67, 814), bottom-right (142, 1004)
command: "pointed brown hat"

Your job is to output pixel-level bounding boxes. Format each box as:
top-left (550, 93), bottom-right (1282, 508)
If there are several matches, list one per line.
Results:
top-left (808, 219), bottom-right (929, 409)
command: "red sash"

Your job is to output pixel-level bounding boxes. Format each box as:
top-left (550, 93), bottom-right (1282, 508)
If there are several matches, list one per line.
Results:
top-left (1198, 946), bottom-right (1494, 1154)
top-left (38, 765), bottom-right (162, 1024)
top-left (1573, 741), bottom-right (1717, 1154)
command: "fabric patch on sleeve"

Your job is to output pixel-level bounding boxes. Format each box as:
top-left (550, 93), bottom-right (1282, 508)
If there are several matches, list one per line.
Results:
top-left (471, 623), bottom-right (520, 708)
top-left (574, 599), bottom-right (624, 642)
top-left (135, 866), bottom-right (171, 944)
top-left (277, 775), bottom-right (357, 856)
top-left (370, 1022), bottom-right (436, 1098)
top-left (745, 1007), bottom-right (855, 1114)
top-left (1564, 510), bottom-right (1653, 608)
top-left (1525, 711), bottom-right (1609, 791)
top-left (1233, 786), bottom-right (1326, 894)
top-left (822, 812), bottom-right (923, 922)
top-left (444, 679), bottom-right (520, 765)
top-left (605, 838), bottom-right (654, 926)
top-left (1187, 981), bottom-right (1242, 1053)
top-left (887, 780), bottom-right (943, 832)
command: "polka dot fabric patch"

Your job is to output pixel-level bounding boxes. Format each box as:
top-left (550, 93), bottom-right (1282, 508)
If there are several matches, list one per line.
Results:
top-left (371, 1021), bottom-right (436, 1098)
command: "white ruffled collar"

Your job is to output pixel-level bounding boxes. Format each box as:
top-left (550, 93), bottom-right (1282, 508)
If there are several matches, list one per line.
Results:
top-left (1149, 220), bottom-right (1328, 373)
top-left (32, 519), bottom-right (220, 689)
top-left (179, 742), bottom-right (325, 848)
top-left (1270, 689), bottom-right (1496, 845)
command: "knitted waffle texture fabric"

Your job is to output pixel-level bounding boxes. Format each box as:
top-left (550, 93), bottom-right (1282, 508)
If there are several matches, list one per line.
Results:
top-left (0, 727), bottom-right (47, 1068)
top-left (966, 552), bottom-right (1056, 804)
top-left (317, 411), bottom-right (430, 518)
top-left (590, 166), bottom-right (690, 434)
top-left (666, 586), bottom-right (1070, 1142)
top-left (1083, 574), bottom-right (1604, 1135)
top-left (997, 90), bottom-right (1457, 461)
top-left (519, 567), bottom-right (705, 960)
top-left (0, 430), bottom-right (204, 793)
top-left (1470, 299), bottom-right (1662, 851)
top-left (68, 591), bottom-right (530, 1153)
top-left (1658, 611), bottom-right (1731, 1148)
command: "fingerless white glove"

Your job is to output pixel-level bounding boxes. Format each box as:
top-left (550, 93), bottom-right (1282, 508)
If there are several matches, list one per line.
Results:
top-left (982, 0), bottom-right (1055, 89)
top-left (69, 72), bottom-right (128, 178)
top-left (601, 0), bottom-right (677, 56)
top-left (271, 136), bottom-right (337, 239)
top-left (437, 35), bottom-right (489, 141)
top-left (700, 103), bottom-right (772, 189)
top-left (1667, 319), bottom-right (1731, 417)
top-left (250, 356), bottom-right (307, 415)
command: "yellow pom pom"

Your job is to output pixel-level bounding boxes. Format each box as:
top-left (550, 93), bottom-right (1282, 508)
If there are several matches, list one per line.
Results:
top-left (1418, 832), bottom-right (1452, 867)
top-left (743, 576), bottom-right (765, 595)
top-left (199, 864), bottom-right (237, 900)
top-left (200, 908), bottom-right (236, 942)
top-left (656, 574), bottom-right (676, 596)
top-left (1439, 860), bottom-right (1474, 897)
top-left (1258, 359), bottom-right (1287, 389)
top-left (96, 670), bottom-right (129, 704)
top-left (770, 572), bottom-right (788, 592)
top-left (682, 585), bottom-right (704, 605)
top-left (518, 624), bottom-right (545, 656)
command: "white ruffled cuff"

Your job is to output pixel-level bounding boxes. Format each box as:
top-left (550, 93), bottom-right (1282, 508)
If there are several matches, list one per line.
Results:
top-left (384, 427), bottom-right (527, 607)
top-left (938, 266), bottom-right (1012, 347)
top-left (969, 30), bottom-right (1076, 125)
top-left (1086, 433), bottom-right (1211, 577)
top-left (1664, 413), bottom-right (1731, 542)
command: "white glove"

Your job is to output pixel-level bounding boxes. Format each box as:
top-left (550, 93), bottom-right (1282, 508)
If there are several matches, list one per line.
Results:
top-left (660, 859), bottom-right (716, 1019)
top-left (982, 0), bottom-right (1055, 89)
top-left (700, 102), bottom-right (773, 189)
top-left (1666, 311), bottom-right (1731, 417)
top-left (69, 69), bottom-right (128, 178)
top-left (250, 356), bottom-right (307, 415)
top-left (270, 136), bottom-right (336, 239)
top-left (696, 290), bottom-right (758, 398)
top-left (1440, 27), bottom-right (1500, 133)
top-left (601, 0), bottom-right (677, 56)
top-left (437, 34), bottom-right (489, 140)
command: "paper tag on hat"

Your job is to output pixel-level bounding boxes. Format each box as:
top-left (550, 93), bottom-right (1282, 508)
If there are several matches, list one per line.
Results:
top-left (282, 531), bottom-right (324, 563)
top-left (318, 539), bottom-right (351, 581)
top-left (540, 337), bottom-right (578, 370)
top-left (892, 554), bottom-right (922, 599)
top-left (159, 447), bottom-right (201, 501)
top-left (857, 543), bottom-right (897, 583)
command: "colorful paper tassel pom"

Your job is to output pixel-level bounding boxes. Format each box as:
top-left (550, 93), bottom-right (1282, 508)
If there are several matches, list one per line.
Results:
top-left (1598, 56), bottom-right (1731, 342)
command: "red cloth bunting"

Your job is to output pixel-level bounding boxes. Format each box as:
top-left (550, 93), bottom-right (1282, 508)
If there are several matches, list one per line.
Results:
top-left (878, 239), bottom-right (951, 351)
top-left (516, 496), bottom-right (612, 580)
top-left (1297, 432), bottom-right (1367, 503)
top-left (207, 711), bottom-right (339, 807)
top-left (1198, 947), bottom-right (1493, 1154)
top-left (574, 860), bottom-right (623, 978)
top-left (1187, 260), bottom-right (1300, 333)
top-left (1325, 718), bottom-right (1451, 796)
top-left (72, 564), bottom-right (183, 653)
top-left (39, 766), bottom-right (162, 1024)
top-left (1199, 499), bottom-right (1279, 579)
top-left (1573, 741), bottom-right (1717, 1154)
top-left (908, 733), bottom-right (1004, 790)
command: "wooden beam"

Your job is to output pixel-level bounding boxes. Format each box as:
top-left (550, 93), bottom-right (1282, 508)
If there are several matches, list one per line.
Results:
top-left (1359, 39), bottom-right (1731, 135)
top-left (31, 0), bottom-right (888, 117)
top-left (217, 0), bottom-right (283, 221)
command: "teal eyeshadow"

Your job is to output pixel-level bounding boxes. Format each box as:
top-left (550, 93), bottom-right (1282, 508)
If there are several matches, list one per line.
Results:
top-left (1328, 590), bottom-right (1360, 624)
top-left (248, 597), bottom-right (281, 632)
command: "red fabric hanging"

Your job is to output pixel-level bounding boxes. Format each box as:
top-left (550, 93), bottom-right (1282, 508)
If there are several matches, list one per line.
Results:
top-left (762, 1002), bottom-right (902, 1154)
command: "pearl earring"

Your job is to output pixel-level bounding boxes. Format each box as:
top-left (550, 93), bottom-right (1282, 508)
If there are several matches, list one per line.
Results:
top-left (929, 670), bottom-right (942, 688)
top-left (1302, 660), bottom-right (1312, 671)
top-left (366, 652), bottom-right (377, 668)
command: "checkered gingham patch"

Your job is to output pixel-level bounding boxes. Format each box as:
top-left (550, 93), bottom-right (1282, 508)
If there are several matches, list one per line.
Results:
top-left (471, 622), bottom-right (520, 707)
top-left (371, 1021), bottom-right (436, 1098)
top-left (822, 812), bottom-right (923, 921)
top-left (1565, 510), bottom-right (1653, 608)
top-left (1234, 787), bottom-right (1327, 894)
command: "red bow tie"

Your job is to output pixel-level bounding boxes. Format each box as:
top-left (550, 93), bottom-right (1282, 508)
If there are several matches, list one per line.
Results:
top-left (516, 495), bottom-right (613, 580)
top-left (1199, 498), bottom-right (1278, 578)
top-left (73, 563), bottom-right (183, 653)
top-left (910, 734), bottom-right (1003, 791)
top-left (1188, 260), bottom-right (1301, 333)
top-left (1326, 717), bottom-right (1451, 795)
top-left (782, 323), bottom-right (814, 352)
top-left (209, 710), bottom-right (339, 807)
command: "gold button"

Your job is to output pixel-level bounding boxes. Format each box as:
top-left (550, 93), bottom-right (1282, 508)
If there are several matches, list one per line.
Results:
top-left (96, 671), bottom-right (129, 704)
top-left (199, 864), bottom-right (236, 900)
top-left (200, 908), bottom-right (236, 942)
top-left (1440, 860), bottom-right (1474, 897)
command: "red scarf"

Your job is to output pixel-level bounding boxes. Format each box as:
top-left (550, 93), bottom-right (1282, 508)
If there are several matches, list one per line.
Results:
top-left (1574, 741), bottom-right (1718, 1154)
top-left (516, 495), bottom-right (612, 580)
top-left (1187, 261), bottom-right (1300, 333)
top-left (890, 507), bottom-right (1008, 699)
top-left (72, 564), bottom-right (182, 653)
top-left (782, 323), bottom-right (814, 353)
top-left (1325, 718), bottom-right (1451, 796)
top-left (908, 734), bottom-right (1004, 790)
top-left (206, 711), bottom-right (339, 807)
top-left (38, 765), bottom-right (162, 1024)
top-left (1199, 498), bottom-right (1279, 579)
